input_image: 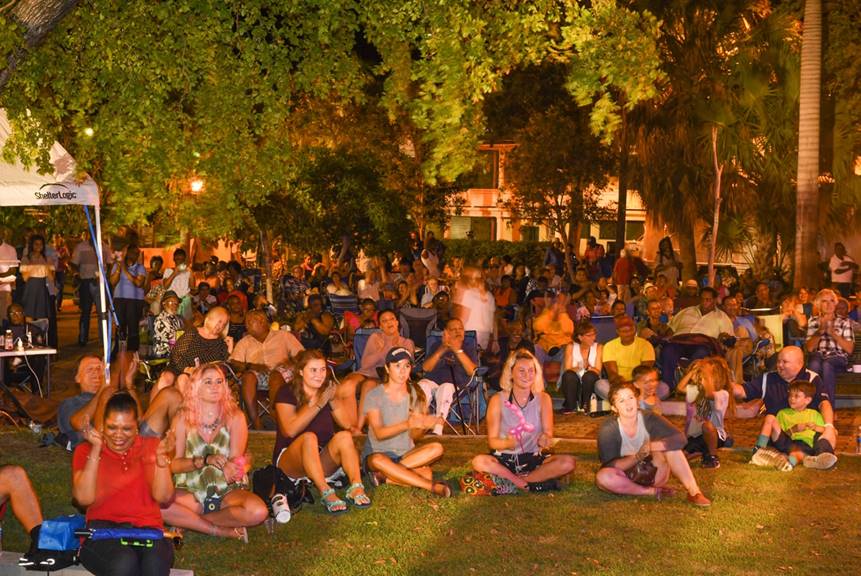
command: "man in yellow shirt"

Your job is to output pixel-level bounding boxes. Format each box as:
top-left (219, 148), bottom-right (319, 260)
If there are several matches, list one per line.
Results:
top-left (602, 316), bottom-right (656, 383)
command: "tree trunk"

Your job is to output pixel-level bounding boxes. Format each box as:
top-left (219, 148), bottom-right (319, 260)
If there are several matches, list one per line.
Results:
top-left (794, 0), bottom-right (822, 290)
top-left (677, 219), bottom-right (698, 282)
top-left (708, 126), bottom-right (723, 288)
top-left (614, 110), bottom-right (629, 254)
top-left (0, 0), bottom-right (81, 92)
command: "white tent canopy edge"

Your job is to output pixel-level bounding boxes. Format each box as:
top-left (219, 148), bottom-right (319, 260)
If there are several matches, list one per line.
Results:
top-left (0, 108), bottom-right (111, 374)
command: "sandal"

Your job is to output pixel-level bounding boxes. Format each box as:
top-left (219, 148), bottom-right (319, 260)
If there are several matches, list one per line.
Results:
top-left (432, 481), bottom-right (452, 498)
top-left (345, 483), bottom-right (372, 508)
top-left (321, 488), bottom-right (348, 514)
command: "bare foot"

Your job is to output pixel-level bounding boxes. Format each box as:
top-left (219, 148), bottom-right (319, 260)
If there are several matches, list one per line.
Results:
top-left (432, 481), bottom-right (452, 498)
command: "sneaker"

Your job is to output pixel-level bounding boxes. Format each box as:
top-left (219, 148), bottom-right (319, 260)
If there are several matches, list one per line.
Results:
top-left (802, 452), bottom-right (838, 470)
top-left (701, 454), bottom-right (721, 469)
top-left (270, 493), bottom-right (292, 524)
top-left (750, 447), bottom-right (789, 470)
top-left (527, 479), bottom-right (560, 493)
top-left (686, 492), bottom-right (711, 507)
top-left (560, 408), bottom-right (576, 416)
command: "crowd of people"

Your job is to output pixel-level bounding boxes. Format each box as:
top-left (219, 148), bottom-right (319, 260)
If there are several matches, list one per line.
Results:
top-left (1, 228), bottom-right (860, 575)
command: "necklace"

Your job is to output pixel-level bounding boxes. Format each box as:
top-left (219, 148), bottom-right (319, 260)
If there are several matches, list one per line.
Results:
top-left (511, 392), bottom-right (530, 409)
top-left (200, 420), bottom-right (220, 434)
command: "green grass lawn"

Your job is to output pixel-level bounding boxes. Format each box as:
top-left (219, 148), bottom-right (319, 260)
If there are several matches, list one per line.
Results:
top-left (2, 430), bottom-right (861, 575)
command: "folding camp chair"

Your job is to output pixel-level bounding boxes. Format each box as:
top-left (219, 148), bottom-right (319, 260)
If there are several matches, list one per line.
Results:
top-left (328, 293), bottom-right (360, 317)
top-left (424, 330), bottom-right (486, 435)
top-left (221, 361), bottom-right (273, 428)
top-left (351, 328), bottom-right (382, 373)
top-left (591, 315), bottom-right (618, 344)
top-left (398, 308), bottom-right (437, 361)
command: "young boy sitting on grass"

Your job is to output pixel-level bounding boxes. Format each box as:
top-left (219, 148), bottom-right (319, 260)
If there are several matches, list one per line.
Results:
top-left (750, 380), bottom-right (836, 471)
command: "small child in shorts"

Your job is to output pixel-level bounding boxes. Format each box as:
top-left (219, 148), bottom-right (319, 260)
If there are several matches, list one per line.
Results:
top-left (679, 357), bottom-right (735, 469)
top-left (751, 380), bottom-right (832, 471)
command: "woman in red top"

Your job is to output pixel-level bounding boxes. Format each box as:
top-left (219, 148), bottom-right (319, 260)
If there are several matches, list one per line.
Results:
top-left (72, 392), bottom-right (175, 576)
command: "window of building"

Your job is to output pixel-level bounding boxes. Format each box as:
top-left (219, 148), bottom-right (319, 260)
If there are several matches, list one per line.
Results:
top-left (626, 221), bottom-right (645, 242)
top-left (449, 216), bottom-right (496, 241)
top-left (469, 150), bottom-right (499, 189)
top-left (598, 221), bottom-right (616, 240)
top-left (520, 225), bottom-right (538, 242)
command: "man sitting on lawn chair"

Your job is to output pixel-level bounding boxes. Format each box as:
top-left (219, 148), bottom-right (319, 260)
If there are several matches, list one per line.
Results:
top-left (417, 318), bottom-right (478, 435)
top-left (230, 309), bottom-right (304, 429)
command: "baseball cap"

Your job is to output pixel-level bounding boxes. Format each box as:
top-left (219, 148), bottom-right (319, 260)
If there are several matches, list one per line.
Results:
top-left (385, 347), bottom-right (414, 365)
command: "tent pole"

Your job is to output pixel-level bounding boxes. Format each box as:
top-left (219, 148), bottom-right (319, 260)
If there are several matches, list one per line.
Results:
top-left (93, 203), bottom-right (111, 377)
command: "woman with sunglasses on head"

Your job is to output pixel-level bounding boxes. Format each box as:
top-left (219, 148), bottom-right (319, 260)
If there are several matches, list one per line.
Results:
top-left (72, 392), bottom-right (175, 576)
top-left (274, 350), bottom-right (370, 514)
top-left (472, 350), bottom-right (575, 492)
top-left (161, 364), bottom-right (268, 540)
top-left (363, 347), bottom-right (451, 496)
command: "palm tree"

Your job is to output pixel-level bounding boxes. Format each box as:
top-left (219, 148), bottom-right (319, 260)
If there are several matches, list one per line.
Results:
top-left (793, 0), bottom-right (822, 289)
top-left (631, 0), bottom-right (799, 282)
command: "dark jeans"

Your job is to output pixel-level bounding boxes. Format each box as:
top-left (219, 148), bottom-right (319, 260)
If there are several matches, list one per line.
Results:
top-left (114, 297), bottom-right (144, 352)
top-left (79, 522), bottom-right (173, 576)
top-left (659, 342), bottom-right (713, 386)
top-left (560, 369), bottom-right (599, 411)
top-left (78, 278), bottom-right (101, 346)
top-left (806, 353), bottom-right (846, 404)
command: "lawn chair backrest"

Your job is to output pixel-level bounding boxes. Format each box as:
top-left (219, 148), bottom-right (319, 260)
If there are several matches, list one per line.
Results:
top-left (425, 329), bottom-right (478, 358)
top-left (398, 308), bottom-right (438, 351)
top-left (328, 293), bottom-right (359, 315)
top-left (591, 315), bottom-right (617, 344)
top-left (352, 328), bottom-right (382, 371)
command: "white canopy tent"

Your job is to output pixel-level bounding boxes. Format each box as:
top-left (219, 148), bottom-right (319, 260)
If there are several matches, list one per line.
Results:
top-left (0, 108), bottom-right (111, 373)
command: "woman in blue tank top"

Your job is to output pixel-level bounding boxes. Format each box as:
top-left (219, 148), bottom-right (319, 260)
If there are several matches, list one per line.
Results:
top-left (471, 350), bottom-right (576, 492)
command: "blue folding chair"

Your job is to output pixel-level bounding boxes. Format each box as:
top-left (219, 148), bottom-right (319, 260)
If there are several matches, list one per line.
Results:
top-left (423, 329), bottom-right (486, 435)
top-left (591, 315), bottom-right (617, 344)
top-left (351, 328), bottom-right (382, 372)
top-left (328, 293), bottom-right (359, 316)
top-left (399, 308), bottom-right (437, 361)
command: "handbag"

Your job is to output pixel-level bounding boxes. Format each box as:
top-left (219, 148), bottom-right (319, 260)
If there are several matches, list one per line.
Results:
top-left (626, 456), bottom-right (658, 486)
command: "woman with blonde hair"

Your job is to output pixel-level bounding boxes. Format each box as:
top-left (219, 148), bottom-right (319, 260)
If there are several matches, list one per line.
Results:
top-left (472, 350), bottom-right (575, 492)
top-left (161, 363), bottom-right (268, 540)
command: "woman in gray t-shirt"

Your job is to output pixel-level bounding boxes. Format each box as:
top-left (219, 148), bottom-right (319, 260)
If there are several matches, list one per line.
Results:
top-left (363, 347), bottom-right (451, 497)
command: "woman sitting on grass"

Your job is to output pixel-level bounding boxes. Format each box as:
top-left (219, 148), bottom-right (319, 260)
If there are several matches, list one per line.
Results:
top-left (596, 382), bottom-right (711, 506)
top-left (162, 364), bottom-right (268, 540)
top-left (72, 392), bottom-right (175, 576)
top-left (362, 347), bottom-right (451, 497)
top-left (472, 350), bottom-right (576, 492)
top-left (273, 350), bottom-right (370, 513)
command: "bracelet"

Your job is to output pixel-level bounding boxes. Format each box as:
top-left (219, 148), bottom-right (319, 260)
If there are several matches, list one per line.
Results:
top-left (454, 349), bottom-right (464, 354)
top-left (157, 457), bottom-right (171, 468)
top-left (204, 454), bottom-right (210, 466)
top-left (824, 422), bottom-right (834, 428)
top-left (87, 454), bottom-right (100, 463)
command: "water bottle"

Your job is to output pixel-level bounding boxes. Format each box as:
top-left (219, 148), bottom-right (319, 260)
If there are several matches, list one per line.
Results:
top-left (270, 493), bottom-right (291, 524)
top-left (856, 426), bottom-right (861, 455)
